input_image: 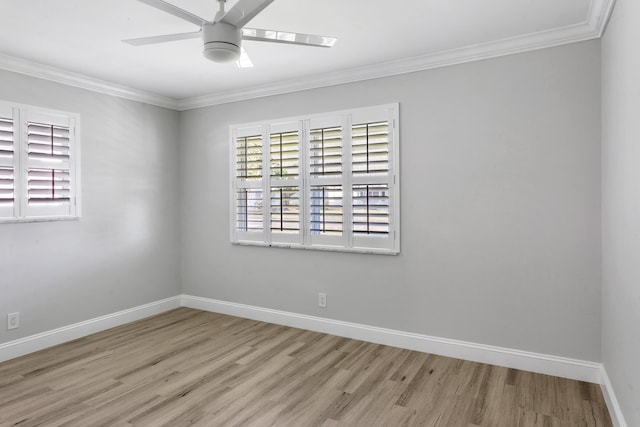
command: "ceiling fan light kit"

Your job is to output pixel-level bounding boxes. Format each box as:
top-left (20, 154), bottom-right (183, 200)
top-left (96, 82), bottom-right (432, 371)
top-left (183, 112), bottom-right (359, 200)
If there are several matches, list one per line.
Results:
top-left (125, 0), bottom-right (337, 67)
top-left (203, 22), bottom-right (241, 62)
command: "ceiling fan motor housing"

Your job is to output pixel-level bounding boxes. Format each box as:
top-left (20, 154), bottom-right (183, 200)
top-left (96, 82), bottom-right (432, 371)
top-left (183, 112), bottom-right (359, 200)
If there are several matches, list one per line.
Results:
top-left (202, 22), bottom-right (241, 63)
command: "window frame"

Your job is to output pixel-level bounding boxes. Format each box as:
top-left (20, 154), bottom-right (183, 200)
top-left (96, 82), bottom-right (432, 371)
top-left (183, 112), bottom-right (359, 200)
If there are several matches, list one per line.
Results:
top-left (0, 100), bottom-right (81, 224)
top-left (230, 103), bottom-right (400, 255)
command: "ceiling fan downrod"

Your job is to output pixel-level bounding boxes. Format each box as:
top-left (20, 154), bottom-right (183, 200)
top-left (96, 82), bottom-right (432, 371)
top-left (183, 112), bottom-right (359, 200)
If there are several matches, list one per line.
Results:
top-left (214, 0), bottom-right (226, 22)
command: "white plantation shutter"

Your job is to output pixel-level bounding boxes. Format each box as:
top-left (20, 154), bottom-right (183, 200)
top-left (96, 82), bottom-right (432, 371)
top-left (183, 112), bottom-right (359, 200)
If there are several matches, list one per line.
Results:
top-left (0, 101), bottom-right (80, 222)
top-left (234, 126), bottom-right (265, 242)
top-left (232, 122), bottom-right (304, 245)
top-left (270, 132), bottom-right (301, 234)
top-left (230, 104), bottom-right (399, 254)
top-left (269, 122), bottom-right (302, 245)
top-left (27, 123), bottom-right (71, 205)
top-left (308, 116), bottom-right (345, 248)
top-left (350, 109), bottom-right (397, 252)
top-left (24, 110), bottom-right (77, 218)
top-left (0, 107), bottom-right (15, 218)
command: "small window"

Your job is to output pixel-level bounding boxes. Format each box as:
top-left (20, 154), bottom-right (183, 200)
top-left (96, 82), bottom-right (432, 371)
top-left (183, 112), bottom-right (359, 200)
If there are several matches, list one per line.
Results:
top-left (0, 101), bottom-right (80, 223)
top-left (230, 104), bottom-right (399, 254)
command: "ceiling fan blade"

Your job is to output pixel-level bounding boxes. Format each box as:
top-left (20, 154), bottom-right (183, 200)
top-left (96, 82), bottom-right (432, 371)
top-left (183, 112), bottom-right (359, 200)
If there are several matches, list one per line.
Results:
top-left (123, 31), bottom-right (201, 46)
top-left (218, 0), bottom-right (274, 28)
top-left (136, 0), bottom-right (206, 26)
top-left (242, 28), bottom-right (337, 48)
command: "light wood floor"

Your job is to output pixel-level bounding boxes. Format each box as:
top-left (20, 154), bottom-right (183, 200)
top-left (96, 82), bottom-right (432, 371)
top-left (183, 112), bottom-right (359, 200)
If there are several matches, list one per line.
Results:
top-left (0, 308), bottom-right (612, 426)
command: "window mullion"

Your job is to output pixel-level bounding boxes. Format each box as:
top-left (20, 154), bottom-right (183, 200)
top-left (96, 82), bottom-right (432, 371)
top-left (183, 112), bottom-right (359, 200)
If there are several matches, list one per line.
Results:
top-left (262, 125), bottom-right (271, 244)
top-left (301, 120), bottom-right (310, 245)
top-left (229, 127), bottom-right (238, 242)
top-left (343, 114), bottom-right (353, 249)
top-left (389, 108), bottom-right (400, 253)
top-left (16, 108), bottom-right (27, 219)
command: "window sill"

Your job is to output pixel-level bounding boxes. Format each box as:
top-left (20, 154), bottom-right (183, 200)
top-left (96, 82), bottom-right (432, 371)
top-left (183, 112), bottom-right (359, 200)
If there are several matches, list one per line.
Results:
top-left (231, 240), bottom-right (399, 256)
top-left (0, 216), bottom-right (80, 225)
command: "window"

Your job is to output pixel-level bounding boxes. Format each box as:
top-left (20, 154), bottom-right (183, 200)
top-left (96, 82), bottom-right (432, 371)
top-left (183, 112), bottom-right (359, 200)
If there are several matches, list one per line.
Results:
top-left (0, 101), bottom-right (80, 222)
top-left (230, 104), bottom-right (399, 254)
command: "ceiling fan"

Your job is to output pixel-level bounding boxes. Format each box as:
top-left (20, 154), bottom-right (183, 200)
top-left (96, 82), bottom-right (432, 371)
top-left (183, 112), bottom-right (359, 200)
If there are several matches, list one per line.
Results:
top-left (124, 0), bottom-right (337, 66)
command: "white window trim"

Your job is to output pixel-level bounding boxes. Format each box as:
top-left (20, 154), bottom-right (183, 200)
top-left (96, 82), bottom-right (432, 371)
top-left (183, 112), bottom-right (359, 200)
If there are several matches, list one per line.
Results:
top-left (229, 103), bottom-right (400, 255)
top-left (0, 100), bottom-right (81, 224)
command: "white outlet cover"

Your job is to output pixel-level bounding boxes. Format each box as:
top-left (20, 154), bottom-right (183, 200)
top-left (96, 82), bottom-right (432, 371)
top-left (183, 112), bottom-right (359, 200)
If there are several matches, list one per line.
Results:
top-left (318, 293), bottom-right (327, 308)
top-left (7, 312), bottom-right (19, 330)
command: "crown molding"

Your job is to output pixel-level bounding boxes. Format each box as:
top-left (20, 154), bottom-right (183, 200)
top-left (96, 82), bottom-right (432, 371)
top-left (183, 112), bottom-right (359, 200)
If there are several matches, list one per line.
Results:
top-left (0, 0), bottom-right (615, 111)
top-left (0, 53), bottom-right (179, 110)
top-left (590, 0), bottom-right (617, 37)
top-left (178, 0), bottom-right (616, 110)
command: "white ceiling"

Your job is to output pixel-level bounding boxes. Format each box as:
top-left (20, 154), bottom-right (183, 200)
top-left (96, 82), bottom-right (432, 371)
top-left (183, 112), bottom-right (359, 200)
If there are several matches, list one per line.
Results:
top-left (0, 0), bottom-right (613, 108)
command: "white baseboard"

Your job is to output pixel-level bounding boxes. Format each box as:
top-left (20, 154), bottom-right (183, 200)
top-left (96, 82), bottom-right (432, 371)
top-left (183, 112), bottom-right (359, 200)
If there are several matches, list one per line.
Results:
top-left (181, 295), bottom-right (602, 384)
top-left (0, 296), bottom-right (181, 363)
top-left (600, 367), bottom-right (629, 427)
top-left (1, 294), bottom-right (623, 422)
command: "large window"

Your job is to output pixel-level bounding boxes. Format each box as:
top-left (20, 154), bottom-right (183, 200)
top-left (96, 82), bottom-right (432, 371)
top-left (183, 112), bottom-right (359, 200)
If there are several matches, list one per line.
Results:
top-left (0, 101), bottom-right (80, 222)
top-left (230, 104), bottom-right (399, 254)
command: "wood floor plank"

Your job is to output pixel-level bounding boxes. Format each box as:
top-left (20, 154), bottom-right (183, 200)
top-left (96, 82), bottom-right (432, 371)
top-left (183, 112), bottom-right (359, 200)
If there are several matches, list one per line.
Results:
top-left (0, 308), bottom-right (613, 426)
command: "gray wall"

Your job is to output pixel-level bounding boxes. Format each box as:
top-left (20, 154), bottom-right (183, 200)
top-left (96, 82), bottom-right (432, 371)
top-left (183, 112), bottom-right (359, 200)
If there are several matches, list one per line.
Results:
top-left (180, 41), bottom-right (602, 361)
top-left (0, 69), bottom-right (181, 344)
top-left (602, 0), bottom-right (640, 424)
top-left (0, 39), bottom-right (603, 366)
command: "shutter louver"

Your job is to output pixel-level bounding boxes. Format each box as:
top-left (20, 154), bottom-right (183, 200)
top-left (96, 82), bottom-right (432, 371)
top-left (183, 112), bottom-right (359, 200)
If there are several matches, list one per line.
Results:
top-left (310, 126), bottom-right (342, 176)
top-left (0, 116), bottom-right (14, 211)
top-left (27, 169), bottom-right (71, 205)
top-left (236, 135), bottom-right (262, 180)
top-left (236, 188), bottom-right (263, 232)
top-left (0, 117), bottom-right (13, 159)
top-left (270, 131), bottom-right (299, 179)
top-left (26, 122), bottom-right (72, 207)
top-left (270, 186), bottom-right (300, 233)
top-left (310, 185), bottom-right (343, 236)
top-left (235, 129), bottom-right (265, 239)
top-left (352, 184), bottom-right (390, 236)
top-left (0, 167), bottom-right (13, 207)
top-left (352, 121), bottom-right (389, 175)
top-left (268, 126), bottom-right (302, 243)
top-left (27, 123), bottom-right (70, 161)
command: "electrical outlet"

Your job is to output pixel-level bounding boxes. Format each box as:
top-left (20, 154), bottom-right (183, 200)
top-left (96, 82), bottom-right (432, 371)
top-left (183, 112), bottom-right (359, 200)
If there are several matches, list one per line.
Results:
top-left (318, 293), bottom-right (327, 308)
top-left (7, 312), bottom-right (19, 330)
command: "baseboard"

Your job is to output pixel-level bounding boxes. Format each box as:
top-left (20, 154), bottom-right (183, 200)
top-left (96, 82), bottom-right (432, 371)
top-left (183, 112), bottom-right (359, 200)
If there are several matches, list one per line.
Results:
top-left (181, 295), bottom-right (602, 384)
top-left (600, 367), bottom-right (629, 427)
top-left (0, 296), bottom-right (181, 363)
top-left (0, 294), bottom-right (617, 420)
